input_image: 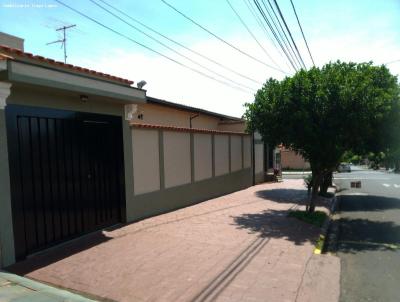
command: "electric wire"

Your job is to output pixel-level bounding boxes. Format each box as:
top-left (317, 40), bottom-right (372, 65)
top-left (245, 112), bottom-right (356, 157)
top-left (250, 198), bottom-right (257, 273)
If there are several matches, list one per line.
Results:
top-left (254, 0), bottom-right (298, 71)
top-left (263, 0), bottom-right (302, 69)
top-left (253, 0), bottom-right (298, 71)
top-left (272, 0), bottom-right (306, 69)
top-left (160, 0), bottom-right (287, 74)
top-left (384, 59), bottom-right (400, 65)
top-left (54, 0), bottom-right (254, 93)
top-left (225, 0), bottom-right (282, 71)
top-left (243, 0), bottom-right (292, 72)
top-left (290, 0), bottom-right (315, 66)
top-left (96, 0), bottom-right (263, 85)
top-left (89, 0), bottom-right (256, 91)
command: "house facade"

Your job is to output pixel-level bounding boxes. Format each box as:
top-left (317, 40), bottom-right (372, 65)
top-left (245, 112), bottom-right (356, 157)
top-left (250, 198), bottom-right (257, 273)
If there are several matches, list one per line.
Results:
top-left (0, 33), bottom-right (272, 267)
top-left (280, 147), bottom-right (310, 170)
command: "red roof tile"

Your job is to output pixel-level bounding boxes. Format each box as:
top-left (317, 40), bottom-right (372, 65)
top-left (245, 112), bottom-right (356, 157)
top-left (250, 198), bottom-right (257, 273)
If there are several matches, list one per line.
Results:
top-left (0, 44), bottom-right (134, 85)
top-left (130, 122), bottom-right (249, 136)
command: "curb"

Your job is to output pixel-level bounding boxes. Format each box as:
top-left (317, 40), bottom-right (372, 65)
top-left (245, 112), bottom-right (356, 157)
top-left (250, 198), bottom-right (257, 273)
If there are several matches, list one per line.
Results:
top-left (0, 271), bottom-right (96, 301)
top-left (313, 187), bottom-right (339, 255)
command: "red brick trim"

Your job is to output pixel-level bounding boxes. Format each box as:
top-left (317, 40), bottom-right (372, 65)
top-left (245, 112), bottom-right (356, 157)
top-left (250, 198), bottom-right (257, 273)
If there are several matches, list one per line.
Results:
top-left (0, 45), bottom-right (134, 85)
top-left (130, 122), bottom-right (250, 136)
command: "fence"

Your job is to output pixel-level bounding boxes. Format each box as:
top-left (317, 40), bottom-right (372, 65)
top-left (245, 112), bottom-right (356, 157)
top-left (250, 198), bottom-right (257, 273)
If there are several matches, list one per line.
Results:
top-left (128, 124), bottom-right (253, 221)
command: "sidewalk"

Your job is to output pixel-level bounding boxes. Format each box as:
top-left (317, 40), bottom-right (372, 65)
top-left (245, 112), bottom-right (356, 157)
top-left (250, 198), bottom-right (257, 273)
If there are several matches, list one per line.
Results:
top-left (0, 271), bottom-right (94, 301)
top-left (7, 179), bottom-right (339, 302)
top-left (282, 171), bottom-right (311, 175)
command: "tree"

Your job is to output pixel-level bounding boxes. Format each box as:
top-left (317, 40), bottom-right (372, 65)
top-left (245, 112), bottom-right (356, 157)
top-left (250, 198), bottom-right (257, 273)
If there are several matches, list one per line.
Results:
top-left (245, 61), bottom-right (400, 212)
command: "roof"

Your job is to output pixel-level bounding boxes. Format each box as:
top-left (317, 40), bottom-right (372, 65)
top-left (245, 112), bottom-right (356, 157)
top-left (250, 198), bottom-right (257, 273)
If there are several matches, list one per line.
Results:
top-left (147, 96), bottom-right (244, 122)
top-left (0, 44), bottom-right (134, 85)
top-left (131, 122), bottom-right (249, 135)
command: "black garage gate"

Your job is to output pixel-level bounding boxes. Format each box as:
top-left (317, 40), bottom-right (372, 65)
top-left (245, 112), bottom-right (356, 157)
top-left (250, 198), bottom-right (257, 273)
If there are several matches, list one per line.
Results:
top-left (6, 105), bottom-right (126, 260)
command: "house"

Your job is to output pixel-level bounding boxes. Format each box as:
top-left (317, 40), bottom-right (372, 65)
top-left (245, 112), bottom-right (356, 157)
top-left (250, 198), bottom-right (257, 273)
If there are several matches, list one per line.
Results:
top-left (280, 146), bottom-right (310, 170)
top-left (0, 32), bottom-right (274, 267)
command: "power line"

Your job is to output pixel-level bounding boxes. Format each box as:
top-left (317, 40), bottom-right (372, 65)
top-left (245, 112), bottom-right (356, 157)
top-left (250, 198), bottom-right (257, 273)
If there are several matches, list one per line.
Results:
top-left (290, 0), bottom-right (315, 66)
top-left (225, 0), bottom-right (283, 72)
top-left (263, 0), bottom-right (302, 69)
top-left (95, 0), bottom-right (263, 85)
top-left (261, 0), bottom-right (301, 70)
top-left (384, 59), bottom-right (400, 65)
top-left (272, 0), bottom-right (307, 69)
top-left (244, 0), bottom-right (277, 49)
top-left (253, 0), bottom-right (298, 72)
top-left (54, 0), bottom-right (254, 93)
top-left (160, 0), bottom-right (287, 74)
top-left (243, 0), bottom-right (292, 72)
top-left (89, 0), bottom-right (256, 91)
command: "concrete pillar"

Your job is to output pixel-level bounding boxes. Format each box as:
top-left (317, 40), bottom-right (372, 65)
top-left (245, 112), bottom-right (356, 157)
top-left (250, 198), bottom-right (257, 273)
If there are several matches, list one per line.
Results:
top-left (0, 82), bottom-right (15, 267)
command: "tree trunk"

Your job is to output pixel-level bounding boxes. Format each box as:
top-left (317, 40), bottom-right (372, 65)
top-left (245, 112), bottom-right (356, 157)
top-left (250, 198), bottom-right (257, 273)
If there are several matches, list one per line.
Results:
top-left (395, 161), bottom-right (400, 173)
top-left (320, 170), bottom-right (333, 195)
top-left (307, 170), bottom-right (322, 213)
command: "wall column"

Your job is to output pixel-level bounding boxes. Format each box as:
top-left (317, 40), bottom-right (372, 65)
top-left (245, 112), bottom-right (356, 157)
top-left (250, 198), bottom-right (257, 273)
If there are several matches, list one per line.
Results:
top-left (0, 81), bottom-right (16, 267)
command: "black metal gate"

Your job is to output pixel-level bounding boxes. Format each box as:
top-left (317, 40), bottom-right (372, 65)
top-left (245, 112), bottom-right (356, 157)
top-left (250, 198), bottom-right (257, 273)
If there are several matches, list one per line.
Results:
top-left (6, 105), bottom-right (125, 260)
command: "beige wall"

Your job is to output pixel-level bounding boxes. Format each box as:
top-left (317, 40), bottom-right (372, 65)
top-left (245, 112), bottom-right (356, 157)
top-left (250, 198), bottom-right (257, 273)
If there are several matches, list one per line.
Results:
top-left (163, 131), bottom-right (191, 188)
top-left (132, 129), bottom-right (160, 195)
top-left (254, 143), bottom-right (264, 174)
top-left (131, 128), bottom-right (251, 193)
top-left (230, 135), bottom-right (242, 172)
top-left (131, 103), bottom-right (222, 129)
top-left (0, 32), bottom-right (24, 50)
top-left (129, 126), bottom-right (252, 222)
top-left (218, 122), bottom-right (246, 132)
top-left (193, 133), bottom-right (212, 181)
top-left (243, 136), bottom-right (251, 168)
top-left (214, 135), bottom-right (230, 176)
top-left (281, 150), bottom-right (310, 170)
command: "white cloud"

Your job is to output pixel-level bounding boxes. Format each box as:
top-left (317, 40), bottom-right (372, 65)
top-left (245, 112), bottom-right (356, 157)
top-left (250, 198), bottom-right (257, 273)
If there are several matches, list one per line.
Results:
top-left (74, 36), bottom-right (286, 118)
top-left (74, 32), bottom-right (399, 118)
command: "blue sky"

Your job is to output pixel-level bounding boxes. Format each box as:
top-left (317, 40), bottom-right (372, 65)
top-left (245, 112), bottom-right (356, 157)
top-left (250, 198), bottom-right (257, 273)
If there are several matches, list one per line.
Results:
top-left (1, 0), bottom-right (399, 117)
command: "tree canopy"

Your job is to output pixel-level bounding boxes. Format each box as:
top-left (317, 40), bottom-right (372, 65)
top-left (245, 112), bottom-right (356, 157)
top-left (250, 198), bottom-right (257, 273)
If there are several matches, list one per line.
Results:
top-left (245, 61), bottom-right (400, 211)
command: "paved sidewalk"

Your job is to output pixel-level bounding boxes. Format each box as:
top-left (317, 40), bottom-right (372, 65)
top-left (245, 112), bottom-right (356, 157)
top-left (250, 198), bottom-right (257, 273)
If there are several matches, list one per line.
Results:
top-left (0, 271), bottom-right (94, 301)
top-left (8, 179), bottom-right (339, 302)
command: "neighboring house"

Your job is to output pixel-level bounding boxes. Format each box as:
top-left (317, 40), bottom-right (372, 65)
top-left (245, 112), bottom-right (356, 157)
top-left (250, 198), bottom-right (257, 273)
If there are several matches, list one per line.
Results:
top-left (0, 32), bottom-right (272, 267)
top-left (280, 147), bottom-right (310, 170)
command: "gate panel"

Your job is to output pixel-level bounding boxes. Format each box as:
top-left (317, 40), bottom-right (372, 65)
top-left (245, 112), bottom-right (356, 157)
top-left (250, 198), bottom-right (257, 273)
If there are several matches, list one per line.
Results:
top-left (6, 105), bottom-right (125, 260)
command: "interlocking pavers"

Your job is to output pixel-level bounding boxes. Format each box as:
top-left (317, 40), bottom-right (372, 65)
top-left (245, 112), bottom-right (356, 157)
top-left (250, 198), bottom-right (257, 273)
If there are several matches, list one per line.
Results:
top-left (7, 180), bottom-right (339, 302)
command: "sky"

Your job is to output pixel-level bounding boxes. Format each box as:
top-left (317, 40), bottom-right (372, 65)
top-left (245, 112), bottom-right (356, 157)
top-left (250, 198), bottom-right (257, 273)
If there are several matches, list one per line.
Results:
top-left (0, 0), bottom-right (399, 118)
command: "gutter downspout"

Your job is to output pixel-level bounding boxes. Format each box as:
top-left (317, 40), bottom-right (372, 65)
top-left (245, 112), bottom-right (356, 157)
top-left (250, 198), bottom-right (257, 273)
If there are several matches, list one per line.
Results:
top-left (189, 113), bottom-right (199, 128)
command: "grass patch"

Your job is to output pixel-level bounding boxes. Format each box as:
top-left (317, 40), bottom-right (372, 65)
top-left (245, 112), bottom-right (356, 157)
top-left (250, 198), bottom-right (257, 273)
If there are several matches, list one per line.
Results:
top-left (288, 210), bottom-right (327, 227)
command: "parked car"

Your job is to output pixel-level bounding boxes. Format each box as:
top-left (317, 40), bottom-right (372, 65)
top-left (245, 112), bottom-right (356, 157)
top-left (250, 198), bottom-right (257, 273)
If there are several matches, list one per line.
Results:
top-left (338, 163), bottom-right (351, 172)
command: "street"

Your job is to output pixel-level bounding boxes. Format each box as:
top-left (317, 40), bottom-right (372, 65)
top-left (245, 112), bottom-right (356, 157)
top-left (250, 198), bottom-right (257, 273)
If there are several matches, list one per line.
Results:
top-left (333, 166), bottom-right (400, 302)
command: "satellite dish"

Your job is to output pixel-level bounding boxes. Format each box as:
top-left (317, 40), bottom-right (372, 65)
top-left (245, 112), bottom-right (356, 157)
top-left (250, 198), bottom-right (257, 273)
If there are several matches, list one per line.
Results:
top-left (137, 80), bottom-right (147, 89)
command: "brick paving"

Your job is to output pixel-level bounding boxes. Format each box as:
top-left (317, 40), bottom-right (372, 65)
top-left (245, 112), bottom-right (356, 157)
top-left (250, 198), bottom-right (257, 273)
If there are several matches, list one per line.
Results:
top-left (8, 179), bottom-right (339, 302)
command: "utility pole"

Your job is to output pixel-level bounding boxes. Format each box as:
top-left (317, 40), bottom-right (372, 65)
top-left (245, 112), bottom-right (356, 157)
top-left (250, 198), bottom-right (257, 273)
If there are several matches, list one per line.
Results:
top-left (47, 24), bottom-right (76, 63)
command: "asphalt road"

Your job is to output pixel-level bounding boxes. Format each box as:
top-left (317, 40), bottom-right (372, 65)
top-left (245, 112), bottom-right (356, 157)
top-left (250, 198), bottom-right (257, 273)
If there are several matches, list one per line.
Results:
top-left (333, 166), bottom-right (400, 302)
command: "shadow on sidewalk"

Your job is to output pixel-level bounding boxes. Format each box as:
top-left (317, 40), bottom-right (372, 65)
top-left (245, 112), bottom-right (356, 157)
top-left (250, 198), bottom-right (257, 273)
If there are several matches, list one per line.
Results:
top-left (232, 209), bottom-right (320, 246)
top-left (256, 189), bottom-right (308, 204)
top-left (6, 230), bottom-right (112, 275)
top-left (255, 188), bottom-right (332, 210)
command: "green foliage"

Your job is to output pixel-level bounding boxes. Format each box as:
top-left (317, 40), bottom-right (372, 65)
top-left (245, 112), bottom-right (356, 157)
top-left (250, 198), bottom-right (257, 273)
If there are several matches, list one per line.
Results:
top-left (288, 210), bottom-right (327, 227)
top-left (245, 61), bottom-right (400, 212)
top-left (341, 151), bottom-right (362, 164)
